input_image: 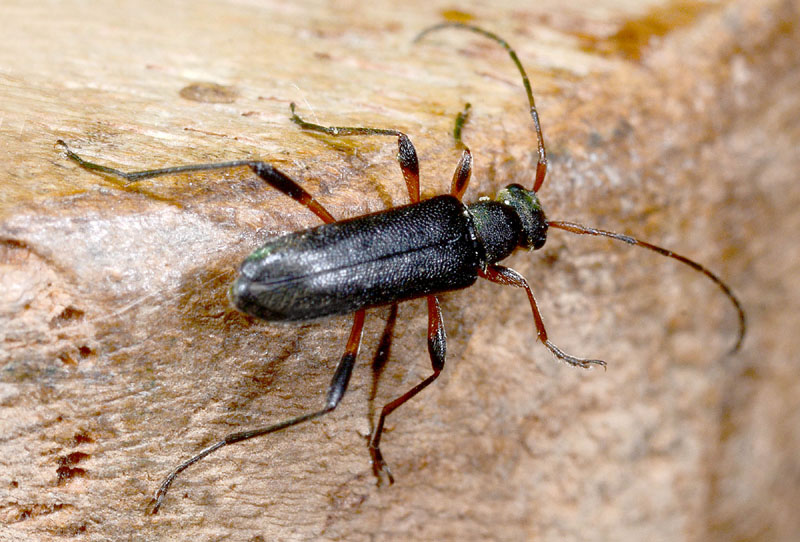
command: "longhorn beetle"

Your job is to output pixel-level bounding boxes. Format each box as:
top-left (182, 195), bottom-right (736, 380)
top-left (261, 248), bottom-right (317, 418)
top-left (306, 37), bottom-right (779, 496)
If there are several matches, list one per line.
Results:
top-left (57, 22), bottom-right (746, 513)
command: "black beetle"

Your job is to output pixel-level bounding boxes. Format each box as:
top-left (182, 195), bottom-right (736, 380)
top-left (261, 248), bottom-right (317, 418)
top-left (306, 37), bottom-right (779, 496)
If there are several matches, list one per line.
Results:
top-left (57, 22), bottom-right (745, 513)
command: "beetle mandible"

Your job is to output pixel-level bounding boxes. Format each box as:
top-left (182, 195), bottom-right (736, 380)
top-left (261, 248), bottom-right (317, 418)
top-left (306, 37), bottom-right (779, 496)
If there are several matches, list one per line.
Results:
top-left (57, 22), bottom-right (746, 513)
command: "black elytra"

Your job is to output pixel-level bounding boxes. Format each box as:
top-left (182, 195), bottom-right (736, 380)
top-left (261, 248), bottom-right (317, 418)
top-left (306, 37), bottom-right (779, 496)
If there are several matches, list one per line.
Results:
top-left (56, 22), bottom-right (746, 514)
top-left (230, 185), bottom-right (544, 322)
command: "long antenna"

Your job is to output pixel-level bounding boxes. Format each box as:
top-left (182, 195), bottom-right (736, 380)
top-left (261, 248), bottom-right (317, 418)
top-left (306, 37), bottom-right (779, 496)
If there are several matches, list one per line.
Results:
top-left (548, 220), bottom-right (746, 353)
top-left (415, 22), bottom-right (548, 193)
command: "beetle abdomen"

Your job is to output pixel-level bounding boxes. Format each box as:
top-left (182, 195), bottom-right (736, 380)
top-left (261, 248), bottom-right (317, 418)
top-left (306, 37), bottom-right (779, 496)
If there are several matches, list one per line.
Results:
top-left (230, 195), bottom-right (483, 321)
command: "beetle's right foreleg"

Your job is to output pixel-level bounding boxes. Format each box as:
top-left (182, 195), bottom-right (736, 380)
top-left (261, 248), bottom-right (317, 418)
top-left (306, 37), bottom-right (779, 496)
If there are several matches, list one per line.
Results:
top-left (148, 309), bottom-right (366, 514)
top-left (56, 140), bottom-right (335, 223)
top-left (480, 265), bottom-right (607, 369)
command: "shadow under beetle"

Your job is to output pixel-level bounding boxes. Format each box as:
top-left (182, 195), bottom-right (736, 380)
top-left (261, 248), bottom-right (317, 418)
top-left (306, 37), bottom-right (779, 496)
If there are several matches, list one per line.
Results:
top-left (57, 22), bottom-right (746, 513)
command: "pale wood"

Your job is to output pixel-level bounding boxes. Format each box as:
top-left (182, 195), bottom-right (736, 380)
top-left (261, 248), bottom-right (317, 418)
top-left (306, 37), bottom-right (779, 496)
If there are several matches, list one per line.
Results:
top-left (1, 0), bottom-right (798, 541)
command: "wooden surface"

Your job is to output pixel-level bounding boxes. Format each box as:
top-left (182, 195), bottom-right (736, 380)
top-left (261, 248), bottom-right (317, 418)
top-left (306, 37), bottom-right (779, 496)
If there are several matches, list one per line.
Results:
top-left (1, 0), bottom-right (798, 540)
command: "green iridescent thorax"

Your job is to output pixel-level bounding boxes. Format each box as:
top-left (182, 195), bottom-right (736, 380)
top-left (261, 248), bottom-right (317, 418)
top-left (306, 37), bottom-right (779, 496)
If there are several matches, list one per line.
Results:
top-left (496, 184), bottom-right (548, 250)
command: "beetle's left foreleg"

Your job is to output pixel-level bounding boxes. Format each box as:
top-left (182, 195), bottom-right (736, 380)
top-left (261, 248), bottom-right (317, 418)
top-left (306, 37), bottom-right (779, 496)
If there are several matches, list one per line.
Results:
top-left (369, 295), bottom-right (446, 485)
top-left (290, 103), bottom-right (421, 203)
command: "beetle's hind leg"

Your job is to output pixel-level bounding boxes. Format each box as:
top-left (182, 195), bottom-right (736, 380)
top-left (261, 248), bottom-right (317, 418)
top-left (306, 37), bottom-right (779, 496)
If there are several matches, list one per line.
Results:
top-left (148, 309), bottom-right (367, 513)
top-left (290, 103), bottom-right (421, 204)
top-left (369, 295), bottom-right (446, 485)
top-left (56, 140), bottom-right (336, 224)
top-left (368, 304), bottom-right (399, 434)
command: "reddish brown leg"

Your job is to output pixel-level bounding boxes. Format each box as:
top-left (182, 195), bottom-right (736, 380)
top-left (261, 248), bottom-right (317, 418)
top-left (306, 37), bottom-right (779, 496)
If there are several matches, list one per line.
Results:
top-left (450, 150), bottom-right (472, 201)
top-left (479, 265), bottom-right (606, 369)
top-left (368, 304), bottom-right (399, 433)
top-left (289, 103), bottom-right (420, 204)
top-left (148, 309), bottom-right (367, 514)
top-left (369, 295), bottom-right (446, 485)
top-left (56, 140), bottom-right (336, 224)
top-left (449, 103), bottom-right (473, 200)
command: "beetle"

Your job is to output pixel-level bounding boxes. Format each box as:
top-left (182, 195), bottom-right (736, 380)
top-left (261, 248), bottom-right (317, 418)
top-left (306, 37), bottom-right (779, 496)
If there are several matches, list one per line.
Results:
top-left (57, 22), bottom-right (745, 513)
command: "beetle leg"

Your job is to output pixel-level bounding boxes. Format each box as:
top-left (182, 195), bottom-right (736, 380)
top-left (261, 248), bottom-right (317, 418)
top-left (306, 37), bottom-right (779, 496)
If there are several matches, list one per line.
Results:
top-left (56, 140), bottom-right (336, 224)
top-left (452, 102), bottom-right (471, 149)
top-left (369, 295), bottom-right (445, 485)
top-left (289, 103), bottom-right (420, 203)
top-left (450, 103), bottom-right (473, 200)
top-left (450, 149), bottom-right (472, 201)
top-left (479, 264), bottom-right (607, 369)
top-left (148, 309), bottom-right (366, 514)
top-left (368, 303), bottom-right (399, 437)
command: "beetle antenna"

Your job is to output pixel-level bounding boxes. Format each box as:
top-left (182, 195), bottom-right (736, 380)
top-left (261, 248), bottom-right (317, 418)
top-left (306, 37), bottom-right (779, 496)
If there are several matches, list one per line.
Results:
top-left (548, 220), bottom-right (746, 353)
top-left (415, 22), bottom-right (548, 193)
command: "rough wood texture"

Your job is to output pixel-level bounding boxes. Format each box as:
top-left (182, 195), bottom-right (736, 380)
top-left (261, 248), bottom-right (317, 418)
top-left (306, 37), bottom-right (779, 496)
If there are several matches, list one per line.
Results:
top-left (1, 1), bottom-right (798, 540)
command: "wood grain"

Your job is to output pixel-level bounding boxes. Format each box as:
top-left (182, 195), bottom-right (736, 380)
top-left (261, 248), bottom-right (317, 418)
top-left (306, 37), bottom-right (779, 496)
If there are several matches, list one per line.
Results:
top-left (1, 0), bottom-right (798, 540)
